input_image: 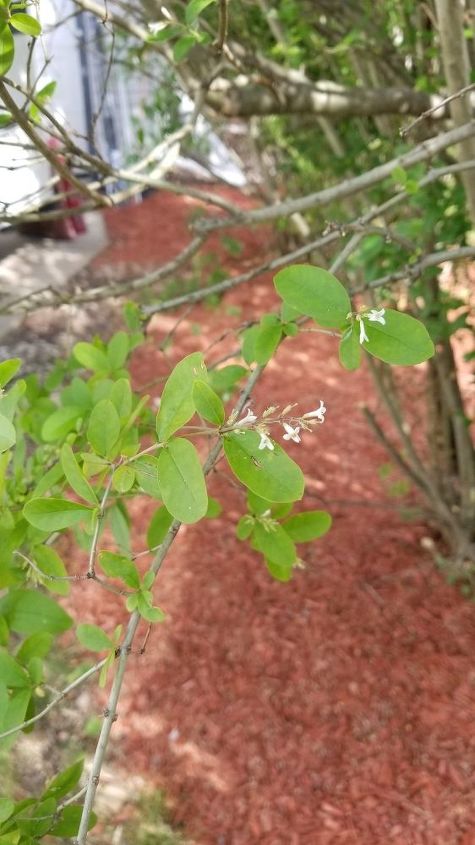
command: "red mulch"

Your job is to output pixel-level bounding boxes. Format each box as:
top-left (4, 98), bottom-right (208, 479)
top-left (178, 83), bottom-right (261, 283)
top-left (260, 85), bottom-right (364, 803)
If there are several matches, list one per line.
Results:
top-left (68, 189), bottom-right (475, 845)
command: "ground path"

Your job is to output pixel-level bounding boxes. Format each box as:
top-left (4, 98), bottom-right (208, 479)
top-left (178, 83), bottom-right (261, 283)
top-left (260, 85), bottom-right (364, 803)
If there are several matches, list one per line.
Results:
top-left (67, 188), bottom-right (475, 845)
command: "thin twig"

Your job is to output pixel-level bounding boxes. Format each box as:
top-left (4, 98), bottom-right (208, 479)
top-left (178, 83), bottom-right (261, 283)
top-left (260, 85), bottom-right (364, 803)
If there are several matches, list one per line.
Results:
top-left (401, 84), bottom-right (475, 136)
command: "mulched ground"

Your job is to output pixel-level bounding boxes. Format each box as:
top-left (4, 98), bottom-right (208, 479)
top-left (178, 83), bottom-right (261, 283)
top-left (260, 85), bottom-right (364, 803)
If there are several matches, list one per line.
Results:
top-left (67, 188), bottom-right (475, 845)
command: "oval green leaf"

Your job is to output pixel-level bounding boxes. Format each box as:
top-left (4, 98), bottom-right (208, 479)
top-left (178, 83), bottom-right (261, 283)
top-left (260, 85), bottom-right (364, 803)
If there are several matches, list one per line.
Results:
top-left (192, 380), bottom-right (225, 425)
top-left (0, 413), bottom-right (15, 453)
top-left (23, 498), bottom-right (93, 532)
top-left (224, 430), bottom-right (304, 503)
top-left (60, 443), bottom-right (98, 505)
top-left (87, 399), bottom-right (120, 457)
top-left (363, 309), bottom-right (435, 366)
top-left (76, 623), bottom-right (113, 652)
top-left (283, 510), bottom-right (332, 542)
top-left (0, 26), bottom-right (14, 77)
top-left (274, 264), bottom-right (351, 328)
top-left (252, 522), bottom-right (297, 566)
top-left (10, 13), bottom-right (41, 35)
top-left (157, 437), bottom-right (208, 524)
top-left (339, 325), bottom-right (361, 371)
top-left (156, 352), bottom-right (207, 442)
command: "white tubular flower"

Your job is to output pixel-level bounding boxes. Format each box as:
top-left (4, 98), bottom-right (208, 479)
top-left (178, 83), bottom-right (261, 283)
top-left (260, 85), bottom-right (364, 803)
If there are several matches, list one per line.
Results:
top-left (302, 400), bottom-right (326, 423)
top-left (235, 408), bottom-right (258, 427)
top-left (358, 317), bottom-right (369, 345)
top-left (367, 307), bottom-right (386, 325)
top-left (282, 423), bottom-right (301, 443)
top-left (258, 432), bottom-right (274, 451)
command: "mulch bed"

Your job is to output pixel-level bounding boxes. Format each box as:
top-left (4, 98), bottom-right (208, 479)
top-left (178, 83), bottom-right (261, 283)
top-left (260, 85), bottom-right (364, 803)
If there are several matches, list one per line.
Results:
top-left (67, 188), bottom-right (475, 845)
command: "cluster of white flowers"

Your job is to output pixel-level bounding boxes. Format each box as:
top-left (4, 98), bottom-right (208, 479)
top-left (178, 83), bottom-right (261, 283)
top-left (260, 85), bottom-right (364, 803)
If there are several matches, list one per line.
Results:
top-left (233, 400), bottom-right (326, 451)
top-left (356, 308), bottom-right (386, 344)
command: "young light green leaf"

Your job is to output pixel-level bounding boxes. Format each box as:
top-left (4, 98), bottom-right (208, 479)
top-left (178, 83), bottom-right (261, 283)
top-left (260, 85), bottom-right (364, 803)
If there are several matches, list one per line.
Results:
top-left (363, 309), bottom-right (435, 365)
top-left (73, 342), bottom-right (109, 373)
top-left (98, 550), bottom-right (140, 590)
top-left (60, 443), bottom-right (98, 505)
top-left (23, 498), bottom-right (93, 532)
top-left (10, 13), bottom-right (41, 35)
top-left (0, 358), bottom-right (21, 388)
top-left (274, 264), bottom-right (351, 328)
top-left (0, 414), bottom-right (15, 453)
top-left (241, 325), bottom-right (259, 365)
top-left (0, 649), bottom-right (30, 688)
top-left (108, 502), bottom-right (130, 554)
top-left (283, 510), bottom-right (332, 542)
top-left (209, 364), bottom-right (247, 395)
top-left (266, 558), bottom-right (292, 582)
top-left (0, 589), bottom-right (72, 635)
top-left (109, 378), bottom-right (132, 420)
top-left (16, 632), bottom-right (53, 664)
top-left (236, 515), bottom-right (254, 540)
top-left (339, 325), bottom-right (361, 371)
top-left (205, 496), bottom-right (222, 518)
top-left (173, 34), bottom-right (197, 61)
top-left (253, 315), bottom-right (282, 365)
top-left (76, 623), bottom-right (114, 652)
top-left (0, 798), bottom-right (14, 823)
top-left (147, 505), bottom-right (173, 548)
top-left (252, 522), bottom-right (297, 567)
top-left (87, 399), bottom-right (120, 457)
top-left (192, 380), bottom-right (225, 425)
top-left (224, 431), bottom-right (304, 503)
top-left (41, 406), bottom-right (82, 442)
top-left (185, 0), bottom-right (215, 25)
top-left (33, 546), bottom-right (70, 596)
top-left (137, 597), bottom-right (165, 623)
top-left (0, 26), bottom-right (14, 77)
top-left (112, 465), bottom-right (135, 493)
top-left (43, 759), bottom-right (84, 801)
top-left (107, 332), bottom-right (129, 370)
top-left (48, 805), bottom-right (97, 837)
top-left (29, 80), bottom-right (56, 123)
top-left (156, 352), bottom-right (207, 441)
top-left (157, 437), bottom-right (208, 523)
top-left (134, 455), bottom-right (162, 498)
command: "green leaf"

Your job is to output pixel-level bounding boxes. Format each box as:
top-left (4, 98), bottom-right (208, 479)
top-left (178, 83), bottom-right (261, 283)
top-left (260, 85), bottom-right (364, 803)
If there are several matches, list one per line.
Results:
top-left (173, 34), bottom-right (197, 61)
top-left (0, 26), bottom-right (14, 77)
top-left (236, 515), bottom-right (254, 540)
top-left (23, 498), bottom-right (92, 532)
top-left (76, 623), bottom-right (113, 652)
top-left (61, 444), bottom-right (98, 505)
top-left (16, 632), bottom-right (53, 664)
top-left (283, 510), bottom-right (332, 542)
top-left (134, 455), bottom-right (161, 498)
top-left (252, 522), bottom-right (296, 566)
top-left (209, 365), bottom-right (247, 395)
top-left (73, 342), bottom-right (109, 373)
top-left (0, 359), bottom-right (21, 388)
top-left (31, 461), bottom-right (64, 498)
top-left (266, 559), bottom-right (292, 582)
top-left (0, 112), bottom-right (12, 127)
top-left (108, 502), bottom-right (130, 554)
top-left (156, 352), bottom-right (207, 441)
top-left (137, 596), bottom-right (165, 623)
top-left (29, 80), bottom-right (56, 122)
top-left (241, 325), bottom-right (259, 365)
top-left (363, 309), bottom-right (435, 365)
top-left (48, 805), bottom-right (97, 837)
top-left (147, 505), bottom-right (173, 548)
top-left (107, 332), bottom-right (129, 370)
top-left (339, 325), bottom-right (361, 371)
top-left (253, 315), bottom-right (282, 365)
top-left (87, 399), bottom-right (120, 457)
top-left (247, 491), bottom-right (292, 518)
top-left (98, 550), bottom-right (140, 589)
top-left (32, 546), bottom-right (70, 596)
top-left (205, 496), bottom-right (221, 518)
top-left (185, 0), bottom-right (215, 24)
top-left (0, 650), bottom-right (30, 688)
top-left (112, 465), bottom-right (135, 493)
top-left (0, 799), bottom-right (14, 824)
top-left (192, 380), bottom-right (225, 425)
top-left (274, 264), bottom-right (351, 328)
top-left (157, 437), bottom-right (208, 524)
top-left (224, 431), bottom-right (304, 503)
top-left (43, 759), bottom-right (84, 800)
top-left (0, 589), bottom-right (72, 635)
top-left (109, 378), bottom-right (132, 420)
top-left (10, 13), bottom-right (41, 35)
top-left (0, 414), bottom-right (15, 453)
top-left (41, 406), bottom-right (82, 442)
top-left (60, 377), bottom-right (91, 410)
